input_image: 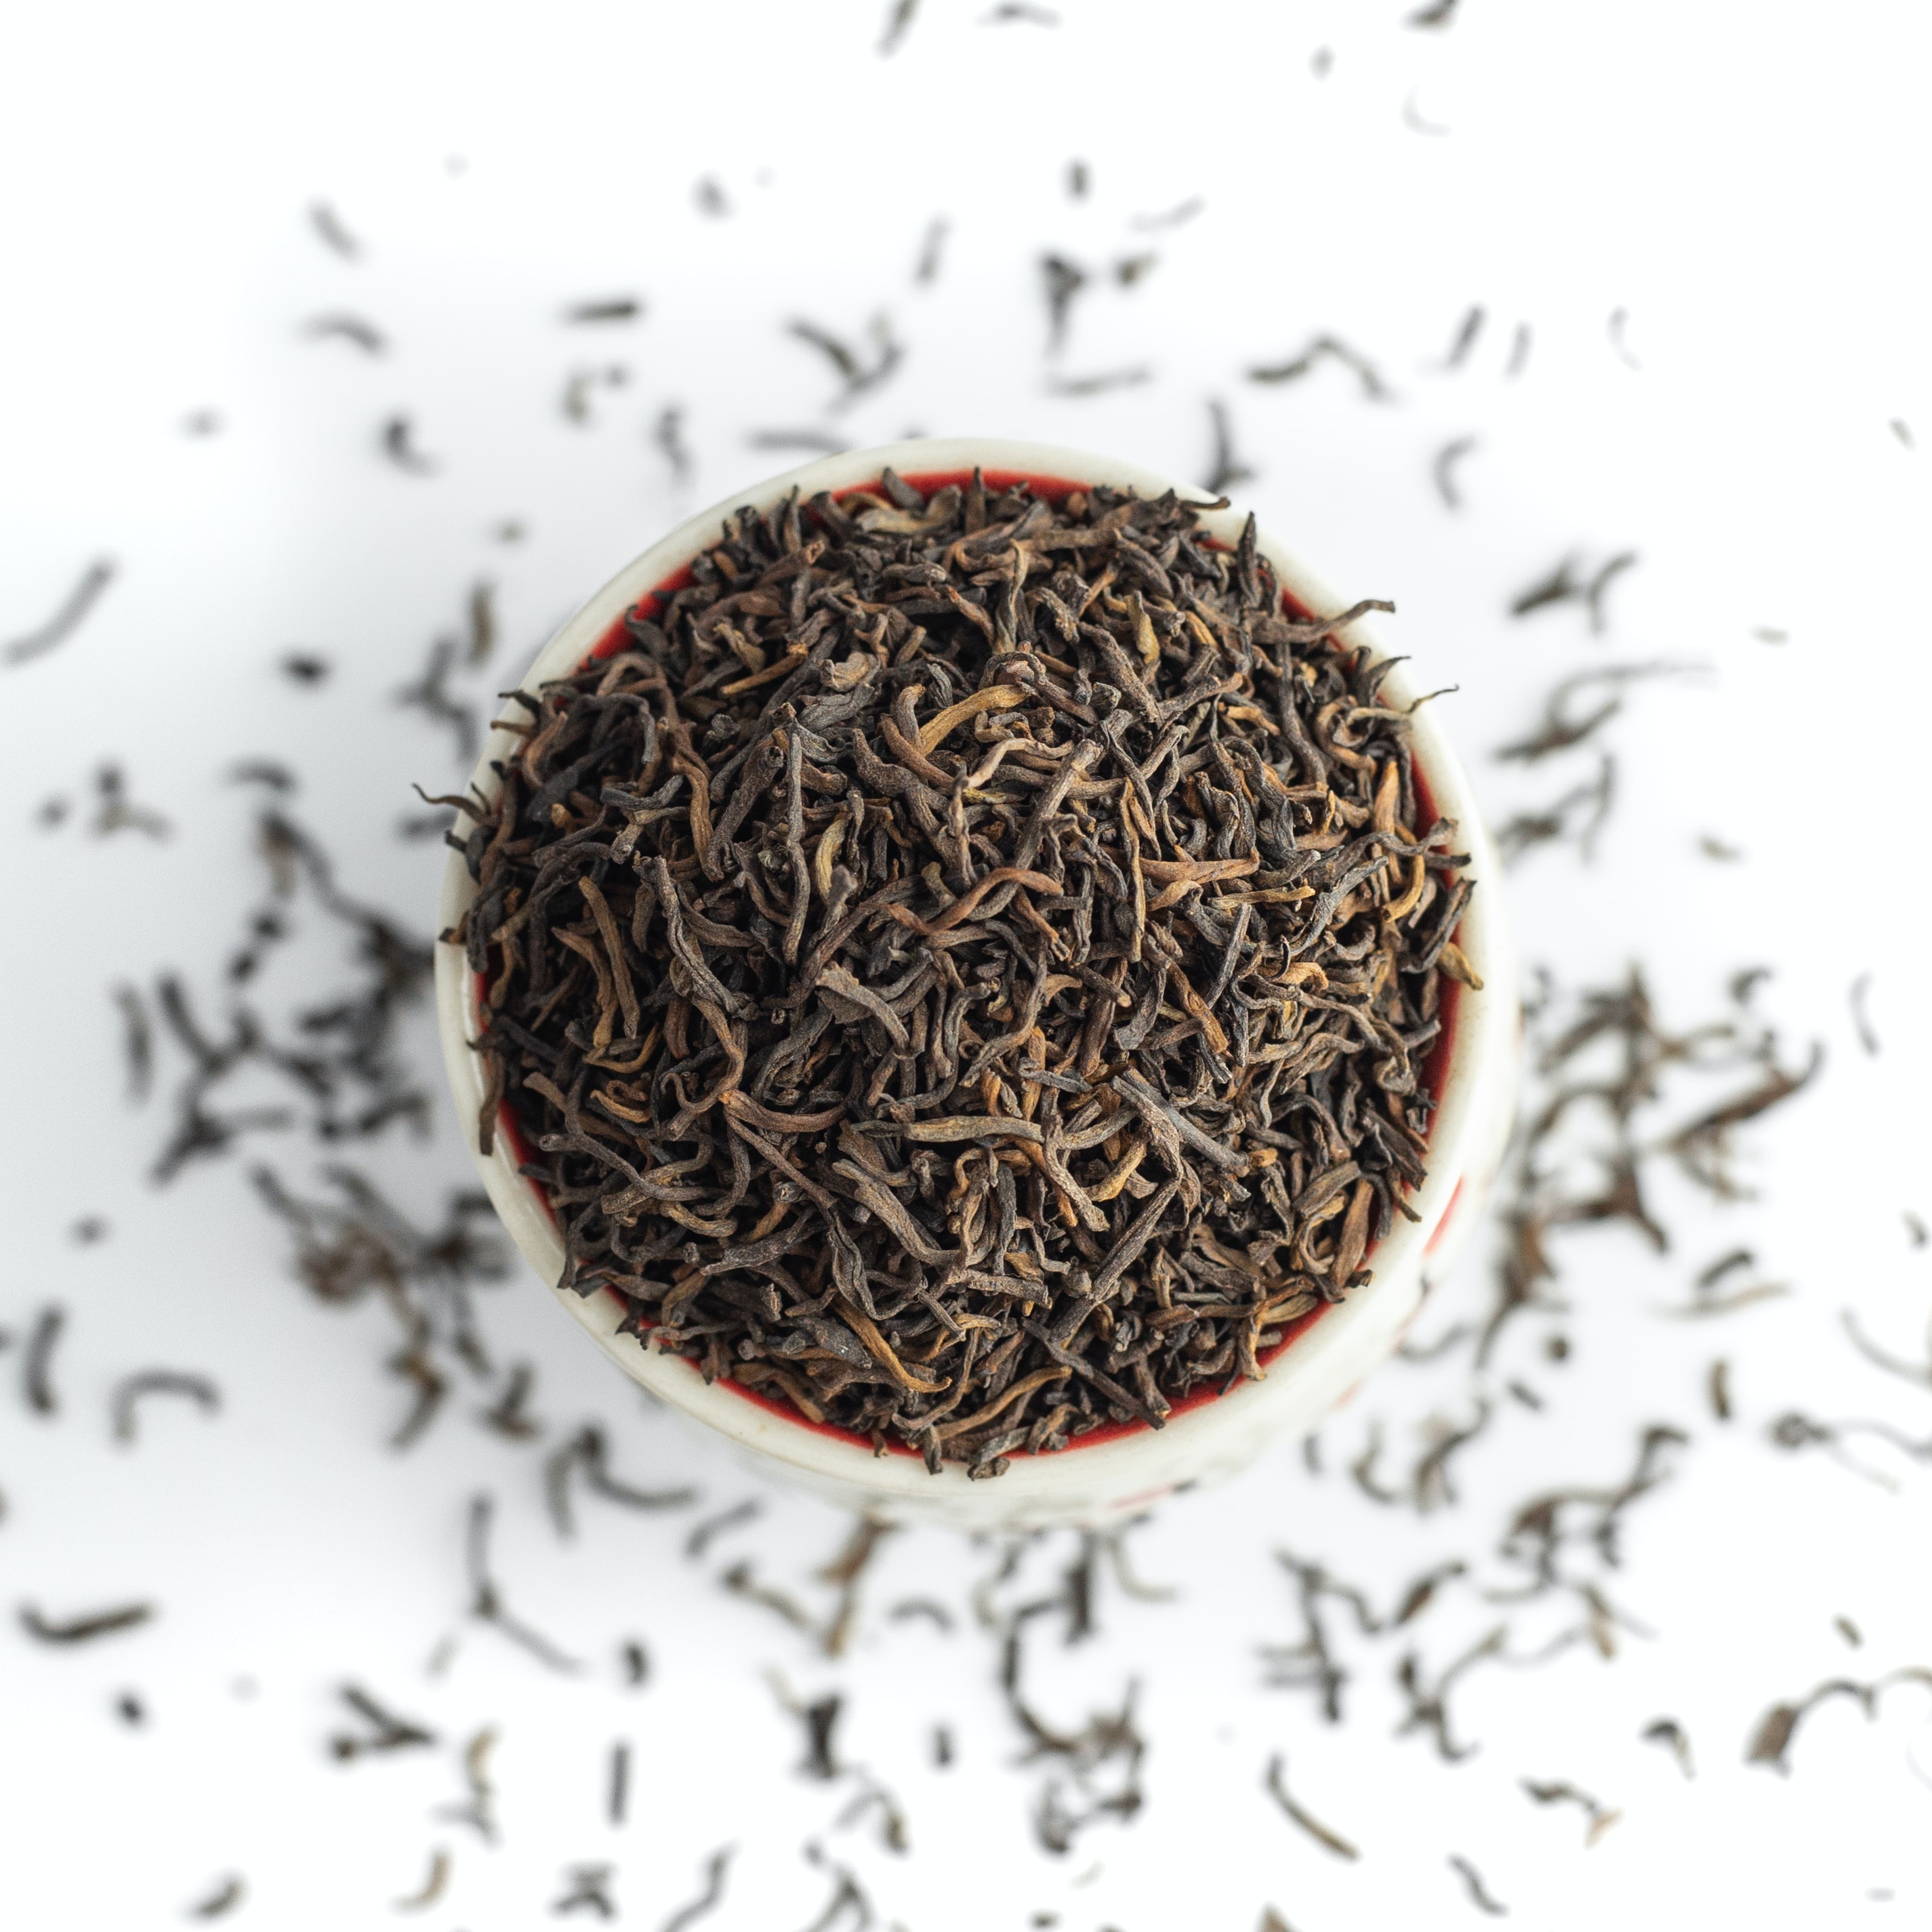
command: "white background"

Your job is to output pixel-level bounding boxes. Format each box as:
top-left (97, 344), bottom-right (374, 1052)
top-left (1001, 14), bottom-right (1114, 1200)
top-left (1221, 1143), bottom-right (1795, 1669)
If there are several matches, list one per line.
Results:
top-left (1, 3), bottom-right (1929, 1927)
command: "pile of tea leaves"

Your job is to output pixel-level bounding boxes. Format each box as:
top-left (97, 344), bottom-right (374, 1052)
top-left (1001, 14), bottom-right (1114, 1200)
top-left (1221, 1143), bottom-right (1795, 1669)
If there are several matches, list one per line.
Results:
top-left (451, 470), bottom-right (1477, 1475)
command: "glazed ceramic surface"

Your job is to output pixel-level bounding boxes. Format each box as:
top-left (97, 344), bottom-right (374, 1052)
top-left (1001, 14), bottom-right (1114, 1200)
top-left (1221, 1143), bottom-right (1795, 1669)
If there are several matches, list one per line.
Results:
top-left (436, 438), bottom-right (1519, 1531)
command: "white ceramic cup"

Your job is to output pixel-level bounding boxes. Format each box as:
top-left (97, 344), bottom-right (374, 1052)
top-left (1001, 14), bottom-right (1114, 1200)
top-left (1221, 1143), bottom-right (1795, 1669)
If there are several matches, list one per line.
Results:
top-left (436, 437), bottom-right (1518, 1532)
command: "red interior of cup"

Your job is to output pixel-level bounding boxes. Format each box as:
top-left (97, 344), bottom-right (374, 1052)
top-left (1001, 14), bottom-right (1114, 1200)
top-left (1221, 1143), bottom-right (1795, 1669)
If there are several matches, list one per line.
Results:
top-left (480, 469), bottom-right (1462, 1459)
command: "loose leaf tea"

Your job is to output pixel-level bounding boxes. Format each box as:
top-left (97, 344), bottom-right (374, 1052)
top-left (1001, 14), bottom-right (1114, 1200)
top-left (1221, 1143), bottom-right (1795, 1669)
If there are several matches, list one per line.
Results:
top-left (439, 1726), bottom-right (501, 1843)
top-left (1432, 436), bottom-right (1477, 510)
top-left (393, 1849), bottom-right (451, 1912)
top-left (19, 1600), bottom-right (156, 1643)
top-left (1248, 335), bottom-right (1389, 400)
top-left (1436, 305), bottom-right (1485, 369)
top-left (453, 471), bottom-right (1473, 1475)
top-left (22, 1303), bottom-right (65, 1415)
top-left (656, 405), bottom-right (693, 482)
top-left (109, 1369), bottom-right (220, 1443)
top-left (307, 201), bottom-right (361, 259)
top-left (186, 1874), bottom-right (247, 1920)
top-left (1507, 550), bottom-right (1637, 633)
top-left (877, 0), bottom-right (919, 57)
top-left (302, 314), bottom-right (387, 354)
top-left (330, 1683), bottom-right (438, 1760)
top-left (382, 415), bottom-right (438, 476)
top-left (658, 1846), bottom-right (735, 1932)
top-left (1521, 1777), bottom-right (1620, 1845)
top-left (785, 316), bottom-right (903, 411)
top-left (1203, 399), bottom-right (1256, 494)
top-left (1263, 1752), bottom-right (1359, 1859)
top-left (552, 1863), bottom-right (618, 1917)
top-left (3, 558), bottom-right (116, 667)
top-left (1447, 1853), bottom-right (1506, 1916)
top-left (564, 296), bottom-right (643, 324)
top-left (543, 1422), bottom-right (697, 1537)
top-left (1744, 1668), bottom-right (1932, 1774)
top-left (1643, 1717), bottom-right (1695, 1777)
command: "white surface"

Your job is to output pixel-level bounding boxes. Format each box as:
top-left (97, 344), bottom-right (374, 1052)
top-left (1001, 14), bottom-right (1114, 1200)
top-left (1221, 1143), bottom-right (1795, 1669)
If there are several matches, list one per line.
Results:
top-left (1, 3), bottom-right (1930, 1929)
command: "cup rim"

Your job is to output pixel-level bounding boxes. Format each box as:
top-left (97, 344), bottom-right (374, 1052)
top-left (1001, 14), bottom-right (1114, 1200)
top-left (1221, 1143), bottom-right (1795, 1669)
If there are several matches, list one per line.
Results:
top-left (435, 435), bottom-right (1512, 1513)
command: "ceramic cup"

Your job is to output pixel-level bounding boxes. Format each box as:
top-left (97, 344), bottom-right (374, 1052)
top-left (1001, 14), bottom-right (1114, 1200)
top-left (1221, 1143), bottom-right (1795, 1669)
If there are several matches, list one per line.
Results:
top-left (436, 437), bottom-right (1518, 1532)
